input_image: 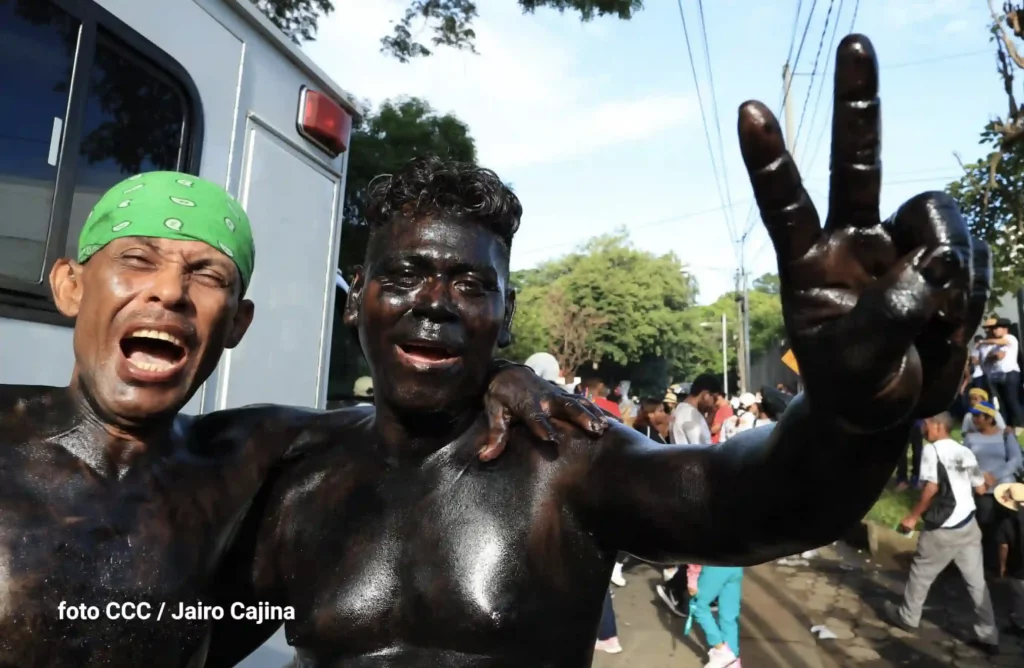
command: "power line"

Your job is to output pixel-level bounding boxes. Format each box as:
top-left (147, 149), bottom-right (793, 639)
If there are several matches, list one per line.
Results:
top-left (883, 49), bottom-right (990, 70)
top-left (695, 0), bottom-right (739, 257)
top-left (793, 0), bottom-right (837, 157)
top-left (796, 0), bottom-right (845, 170)
top-left (742, 0), bottom-right (821, 243)
top-left (790, 0), bottom-right (820, 83)
top-left (512, 199), bottom-right (752, 259)
top-left (747, 171), bottom-right (961, 265)
top-left (674, 0), bottom-right (741, 259)
top-left (779, 0), bottom-right (805, 112)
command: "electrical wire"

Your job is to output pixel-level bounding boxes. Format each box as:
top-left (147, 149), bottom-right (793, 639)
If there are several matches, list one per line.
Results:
top-left (779, 1), bottom-right (805, 117)
top-left (741, 0), bottom-right (820, 243)
top-left (792, 0), bottom-right (838, 158)
top-left (674, 0), bottom-right (741, 261)
top-left (696, 0), bottom-right (739, 258)
top-left (789, 0), bottom-right (820, 88)
top-left (795, 0), bottom-right (845, 173)
top-left (512, 199), bottom-right (752, 260)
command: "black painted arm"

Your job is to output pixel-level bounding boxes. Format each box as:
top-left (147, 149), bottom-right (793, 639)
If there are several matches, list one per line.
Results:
top-left (573, 393), bottom-right (907, 566)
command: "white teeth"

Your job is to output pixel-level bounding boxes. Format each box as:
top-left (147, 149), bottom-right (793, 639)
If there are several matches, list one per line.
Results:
top-left (130, 360), bottom-right (174, 372)
top-left (128, 329), bottom-right (184, 348)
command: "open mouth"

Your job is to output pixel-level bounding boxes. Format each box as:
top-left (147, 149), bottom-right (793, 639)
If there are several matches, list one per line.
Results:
top-left (119, 329), bottom-right (188, 378)
top-left (395, 341), bottom-right (462, 369)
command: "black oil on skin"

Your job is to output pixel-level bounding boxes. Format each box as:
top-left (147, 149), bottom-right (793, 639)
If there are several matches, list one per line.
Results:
top-left (205, 34), bottom-right (991, 668)
top-left (0, 384), bottom-right (330, 668)
top-left (0, 372), bottom-right (594, 667)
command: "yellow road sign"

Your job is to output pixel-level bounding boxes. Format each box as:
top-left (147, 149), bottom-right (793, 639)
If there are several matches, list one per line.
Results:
top-left (781, 348), bottom-right (800, 375)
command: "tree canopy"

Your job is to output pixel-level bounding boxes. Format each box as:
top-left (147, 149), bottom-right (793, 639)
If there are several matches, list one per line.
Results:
top-left (250, 0), bottom-right (334, 43)
top-left (945, 3), bottom-right (1024, 304)
top-left (678, 278), bottom-right (785, 385)
top-left (381, 1), bottom-right (643, 61)
top-left (251, 0), bottom-right (642, 52)
top-left (337, 97), bottom-right (476, 280)
top-left (507, 233), bottom-right (698, 383)
top-left (328, 97), bottom-right (476, 399)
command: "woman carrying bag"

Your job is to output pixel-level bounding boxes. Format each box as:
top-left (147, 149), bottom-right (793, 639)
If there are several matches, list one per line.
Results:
top-left (965, 401), bottom-right (1024, 574)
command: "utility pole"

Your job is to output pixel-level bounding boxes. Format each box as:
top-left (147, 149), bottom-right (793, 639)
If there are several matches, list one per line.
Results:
top-left (742, 271), bottom-right (752, 391)
top-left (720, 313), bottom-right (727, 396)
top-left (782, 62), bottom-right (796, 160)
top-left (735, 270), bottom-right (748, 393)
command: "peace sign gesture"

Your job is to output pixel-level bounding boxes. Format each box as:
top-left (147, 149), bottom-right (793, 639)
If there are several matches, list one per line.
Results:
top-left (738, 35), bottom-right (990, 431)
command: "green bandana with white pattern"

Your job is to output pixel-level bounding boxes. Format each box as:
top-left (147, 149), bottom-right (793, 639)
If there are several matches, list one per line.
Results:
top-left (77, 171), bottom-right (255, 288)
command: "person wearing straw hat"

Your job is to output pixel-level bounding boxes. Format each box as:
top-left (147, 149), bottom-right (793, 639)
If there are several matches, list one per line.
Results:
top-left (995, 482), bottom-right (1024, 635)
top-left (978, 316), bottom-right (1024, 432)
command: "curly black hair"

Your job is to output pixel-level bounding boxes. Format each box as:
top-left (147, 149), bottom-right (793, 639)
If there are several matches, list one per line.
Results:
top-left (365, 156), bottom-right (522, 249)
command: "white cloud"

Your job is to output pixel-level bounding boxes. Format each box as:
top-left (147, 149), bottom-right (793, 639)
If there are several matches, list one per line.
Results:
top-left (941, 18), bottom-right (970, 35)
top-left (882, 0), bottom-right (973, 30)
top-left (304, 0), bottom-right (695, 170)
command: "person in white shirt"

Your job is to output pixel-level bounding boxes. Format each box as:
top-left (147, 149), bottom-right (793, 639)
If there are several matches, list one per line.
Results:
top-left (883, 413), bottom-right (999, 655)
top-left (980, 317), bottom-right (1023, 429)
top-left (670, 374), bottom-right (718, 445)
top-left (657, 374), bottom-right (720, 616)
top-left (970, 334), bottom-right (990, 389)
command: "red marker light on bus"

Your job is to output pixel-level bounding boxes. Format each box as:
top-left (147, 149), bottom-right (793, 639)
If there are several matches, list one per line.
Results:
top-left (297, 87), bottom-right (352, 157)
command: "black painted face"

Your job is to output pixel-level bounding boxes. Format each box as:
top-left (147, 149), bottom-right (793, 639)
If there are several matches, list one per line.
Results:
top-left (344, 215), bottom-right (515, 414)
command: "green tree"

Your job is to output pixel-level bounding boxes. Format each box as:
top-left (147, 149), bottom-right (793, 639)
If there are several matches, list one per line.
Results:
top-left (338, 97), bottom-right (477, 281)
top-left (381, 0), bottom-right (644, 62)
top-left (250, 0), bottom-right (334, 43)
top-left (752, 272), bottom-right (780, 295)
top-left (329, 97), bottom-right (476, 400)
top-left (246, 0), bottom-right (642, 54)
top-left (681, 277), bottom-right (785, 381)
top-left (946, 3), bottom-right (1024, 303)
top-left (507, 232), bottom-right (699, 380)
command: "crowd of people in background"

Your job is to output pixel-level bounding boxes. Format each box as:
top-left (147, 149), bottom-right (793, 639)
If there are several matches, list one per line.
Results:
top-left (521, 313), bottom-right (1024, 664)
top-left (520, 351), bottom-right (795, 668)
top-left (335, 323), bottom-right (1024, 666)
top-left (879, 315), bottom-right (1024, 657)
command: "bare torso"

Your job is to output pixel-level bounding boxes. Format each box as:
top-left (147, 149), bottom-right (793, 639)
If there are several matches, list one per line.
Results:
top-left (0, 385), bottom-right (319, 667)
top-left (214, 408), bottom-right (619, 667)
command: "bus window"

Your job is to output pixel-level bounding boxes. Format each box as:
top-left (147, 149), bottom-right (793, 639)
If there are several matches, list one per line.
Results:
top-left (64, 33), bottom-right (189, 258)
top-left (0, 0), bottom-right (201, 321)
top-left (0, 1), bottom-right (80, 283)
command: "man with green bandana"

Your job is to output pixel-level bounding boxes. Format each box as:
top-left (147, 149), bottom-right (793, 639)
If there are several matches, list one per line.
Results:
top-left (78, 171), bottom-right (255, 290)
top-left (0, 170), bottom-right (606, 667)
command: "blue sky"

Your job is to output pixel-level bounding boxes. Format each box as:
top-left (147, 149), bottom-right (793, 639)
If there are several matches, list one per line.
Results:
top-left (306, 0), bottom-right (1003, 303)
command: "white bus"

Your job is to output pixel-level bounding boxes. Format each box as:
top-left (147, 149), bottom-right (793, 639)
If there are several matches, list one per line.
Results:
top-left (1, 0), bottom-right (364, 664)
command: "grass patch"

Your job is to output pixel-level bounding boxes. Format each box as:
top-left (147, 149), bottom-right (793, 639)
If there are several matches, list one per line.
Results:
top-left (862, 425), bottom-right (963, 529)
top-left (864, 486), bottom-right (917, 527)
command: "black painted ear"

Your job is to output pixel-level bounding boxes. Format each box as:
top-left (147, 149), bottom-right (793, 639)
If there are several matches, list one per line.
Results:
top-left (342, 267), bottom-right (365, 327)
top-left (497, 289), bottom-right (516, 348)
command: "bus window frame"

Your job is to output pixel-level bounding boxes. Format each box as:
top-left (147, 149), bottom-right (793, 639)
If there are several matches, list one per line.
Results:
top-left (0, 0), bottom-right (204, 326)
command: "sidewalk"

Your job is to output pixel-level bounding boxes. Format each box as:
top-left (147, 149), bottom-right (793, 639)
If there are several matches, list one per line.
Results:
top-left (592, 546), bottom-right (1024, 667)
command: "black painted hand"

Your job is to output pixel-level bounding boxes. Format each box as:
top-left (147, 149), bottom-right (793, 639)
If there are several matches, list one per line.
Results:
top-left (738, 34), bottom-right (990, 431)
top-left (481, 362), bottom-right (608, 460)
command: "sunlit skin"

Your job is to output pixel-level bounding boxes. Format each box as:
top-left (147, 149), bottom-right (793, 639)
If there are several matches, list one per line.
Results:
top-left (0, 235), bottom-right (603, 667)
top-left (202, 35), bottom-right (991, 668)
top-left (57, 237), bottom-right (254, 426)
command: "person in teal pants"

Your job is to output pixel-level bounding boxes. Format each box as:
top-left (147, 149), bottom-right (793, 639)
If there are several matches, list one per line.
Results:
top-left (688, 565), bottom-right (744, 668)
